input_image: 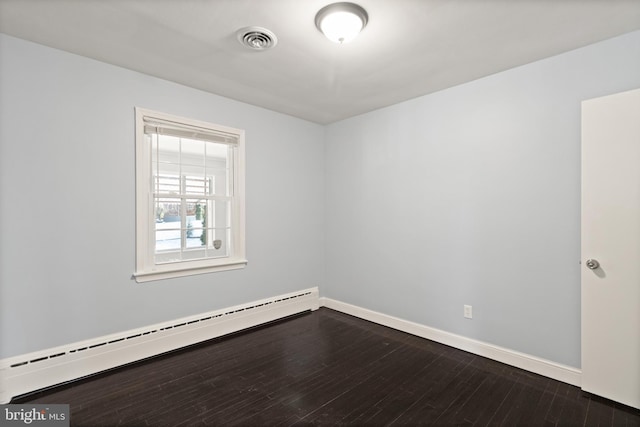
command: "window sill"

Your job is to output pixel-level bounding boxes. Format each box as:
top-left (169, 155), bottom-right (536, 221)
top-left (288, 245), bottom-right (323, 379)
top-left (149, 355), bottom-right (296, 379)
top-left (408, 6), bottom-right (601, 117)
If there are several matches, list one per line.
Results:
top-left (133, 259), bottom-right (248, 283)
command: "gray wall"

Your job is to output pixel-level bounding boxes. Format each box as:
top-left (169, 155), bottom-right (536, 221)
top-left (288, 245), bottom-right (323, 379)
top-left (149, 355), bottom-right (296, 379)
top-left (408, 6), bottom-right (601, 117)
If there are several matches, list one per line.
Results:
top-left (0, 34), bottom-right (325, 358)
top-left (324, 30), bottom-right (640, 368)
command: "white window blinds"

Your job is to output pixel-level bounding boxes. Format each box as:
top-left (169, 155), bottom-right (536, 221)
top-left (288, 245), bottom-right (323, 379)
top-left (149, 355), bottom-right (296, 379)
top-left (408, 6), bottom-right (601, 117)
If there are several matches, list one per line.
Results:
top-left (143, 116), bottom-right (239, 145)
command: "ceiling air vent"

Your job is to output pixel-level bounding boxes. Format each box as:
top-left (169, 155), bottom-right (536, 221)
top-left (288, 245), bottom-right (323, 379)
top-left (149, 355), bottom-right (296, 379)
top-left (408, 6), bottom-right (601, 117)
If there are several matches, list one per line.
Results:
top-left (237, 26), bottom-right (278, 51)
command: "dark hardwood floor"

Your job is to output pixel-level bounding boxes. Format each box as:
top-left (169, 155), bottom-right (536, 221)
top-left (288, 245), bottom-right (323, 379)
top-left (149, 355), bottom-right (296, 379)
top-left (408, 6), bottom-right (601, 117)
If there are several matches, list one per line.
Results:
top-left (15, 308), bottom-right (640, 426)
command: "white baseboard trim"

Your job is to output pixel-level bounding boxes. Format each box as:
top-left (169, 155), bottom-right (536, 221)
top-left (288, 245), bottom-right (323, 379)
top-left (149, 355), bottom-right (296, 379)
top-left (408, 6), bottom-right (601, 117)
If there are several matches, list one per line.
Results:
top-left (0, 288), bottom-right (320, 404)
top-left (319, 297), bottom-right (581, 387)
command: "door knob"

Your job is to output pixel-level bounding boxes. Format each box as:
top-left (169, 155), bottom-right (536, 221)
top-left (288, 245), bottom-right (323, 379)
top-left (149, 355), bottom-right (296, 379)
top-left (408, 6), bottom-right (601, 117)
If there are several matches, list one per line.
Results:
top-left (585, 259), bottom-right (600, 270)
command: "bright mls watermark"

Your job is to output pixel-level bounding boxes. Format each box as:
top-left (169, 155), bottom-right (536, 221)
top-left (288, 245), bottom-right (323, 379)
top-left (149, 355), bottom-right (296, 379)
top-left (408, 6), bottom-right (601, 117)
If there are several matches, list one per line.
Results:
top-left (1, 405), bottom-right (69, 426)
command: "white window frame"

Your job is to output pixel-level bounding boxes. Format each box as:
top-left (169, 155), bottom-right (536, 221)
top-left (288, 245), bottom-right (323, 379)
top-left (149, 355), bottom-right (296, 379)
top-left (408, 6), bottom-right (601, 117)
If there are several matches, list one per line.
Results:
top-left (134, 107), bottom-right (246, 282)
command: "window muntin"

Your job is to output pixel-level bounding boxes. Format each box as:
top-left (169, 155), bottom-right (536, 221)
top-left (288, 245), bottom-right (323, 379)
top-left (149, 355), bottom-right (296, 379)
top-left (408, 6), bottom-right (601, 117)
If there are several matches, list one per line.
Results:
top-left (134, 108), bottom-right (246, 282)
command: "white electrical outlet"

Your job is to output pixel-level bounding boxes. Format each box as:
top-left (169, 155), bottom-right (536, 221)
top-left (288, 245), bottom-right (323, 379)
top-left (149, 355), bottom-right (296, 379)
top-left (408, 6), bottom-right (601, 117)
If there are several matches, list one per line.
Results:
top-left (464, 305), bottom-right (472, 319)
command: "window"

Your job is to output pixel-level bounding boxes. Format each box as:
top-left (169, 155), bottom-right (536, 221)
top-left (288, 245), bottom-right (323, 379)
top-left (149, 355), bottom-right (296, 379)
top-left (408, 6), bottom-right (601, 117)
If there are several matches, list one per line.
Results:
top-left (134, 108), bottom-right (246, 282)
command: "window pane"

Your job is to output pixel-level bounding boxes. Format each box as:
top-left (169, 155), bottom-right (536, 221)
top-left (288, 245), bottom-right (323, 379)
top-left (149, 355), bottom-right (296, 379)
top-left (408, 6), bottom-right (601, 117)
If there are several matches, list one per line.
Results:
top-left (210, 170), bottom-right (228, 196)
top-left (206, 144), bottom-right (229, 196)
top-left (155, 229), bottom-right (181, 252)
top-left (157, 135), bottom-right (181, 163)
top-left (155, 196), bottom-right (182, 257)
top-left (181, 138), bottom-right (204, 165)
top-left (203, 198), bottom-right (231, 256)
top-left (206, 228), bottom-right (230, 258)
top-left (183, 170), bottom-right (208, 195)
top-left (186, 199), bottom-right (205, 248)
top-left (205, 142), bottom-right (228, 169)
top-left (156, 197), bottom-right (181, 225)
top-left (186, 234), bottom-right (205, 249)
top-left (208, 152), bottom-right (228, 193)
top-left (210, 199), bottom-right (231, 228)
top-left (155, 173), bottom-right (180, 195)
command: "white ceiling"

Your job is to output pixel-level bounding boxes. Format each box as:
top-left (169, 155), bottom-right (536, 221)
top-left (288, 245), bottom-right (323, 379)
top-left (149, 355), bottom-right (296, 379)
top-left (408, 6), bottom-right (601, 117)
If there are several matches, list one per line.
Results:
top-left (1, 0), bottom-right (639, 124)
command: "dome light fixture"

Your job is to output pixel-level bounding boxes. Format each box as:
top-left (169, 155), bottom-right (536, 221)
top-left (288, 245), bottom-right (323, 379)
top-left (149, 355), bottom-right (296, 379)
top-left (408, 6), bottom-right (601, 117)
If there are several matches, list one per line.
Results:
top-left (315, 2), bottom-right (368, 44)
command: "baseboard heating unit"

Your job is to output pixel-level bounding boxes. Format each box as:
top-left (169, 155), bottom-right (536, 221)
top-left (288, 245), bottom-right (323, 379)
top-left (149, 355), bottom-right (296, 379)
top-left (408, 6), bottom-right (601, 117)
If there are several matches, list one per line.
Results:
top-left (0, 287), bottom-right (319, 403)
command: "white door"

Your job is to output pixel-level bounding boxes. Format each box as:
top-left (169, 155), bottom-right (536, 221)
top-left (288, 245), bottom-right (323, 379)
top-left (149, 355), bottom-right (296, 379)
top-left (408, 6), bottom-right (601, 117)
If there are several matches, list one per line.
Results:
top-left (581, 87), bottom-right (640, 409)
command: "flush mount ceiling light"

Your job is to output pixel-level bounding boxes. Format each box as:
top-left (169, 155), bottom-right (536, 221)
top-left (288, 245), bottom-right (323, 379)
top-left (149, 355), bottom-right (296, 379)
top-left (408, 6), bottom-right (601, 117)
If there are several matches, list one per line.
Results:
top-left (315, 2), bottom-right (368, 44)
top-left (236, 26), bottom-right (278, 51)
